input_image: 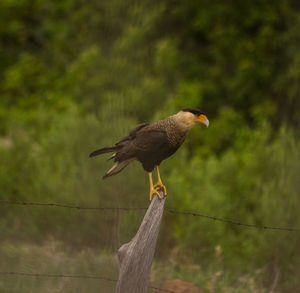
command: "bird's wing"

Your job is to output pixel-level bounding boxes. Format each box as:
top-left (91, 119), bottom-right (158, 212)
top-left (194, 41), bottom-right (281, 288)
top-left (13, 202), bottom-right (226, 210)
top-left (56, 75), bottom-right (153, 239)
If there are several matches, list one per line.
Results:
top-left (129, 123), bottom-right (149, 136)
top-left (115, 123), bottom-right (149, 146)
top-left (116, 129), bottom-right (169, 161)
top-left (133, 129), bottom-right (169, 153)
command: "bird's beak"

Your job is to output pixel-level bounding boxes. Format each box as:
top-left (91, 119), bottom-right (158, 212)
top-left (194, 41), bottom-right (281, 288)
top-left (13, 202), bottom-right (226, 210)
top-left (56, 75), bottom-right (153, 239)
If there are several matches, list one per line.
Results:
top-left (196, 114), bottom-right (209, 127)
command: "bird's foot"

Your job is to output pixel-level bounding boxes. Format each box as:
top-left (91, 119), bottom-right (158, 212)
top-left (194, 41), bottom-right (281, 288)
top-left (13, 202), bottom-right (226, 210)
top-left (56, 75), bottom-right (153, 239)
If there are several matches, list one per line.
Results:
top-left (150, 186), bottom-right (165, 201)
top-left (153, 183), bottom-right (167, 196)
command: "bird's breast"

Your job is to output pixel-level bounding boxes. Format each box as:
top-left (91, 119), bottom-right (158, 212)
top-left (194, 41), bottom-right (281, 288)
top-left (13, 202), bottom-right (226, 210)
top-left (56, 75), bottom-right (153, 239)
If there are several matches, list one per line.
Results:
top-left (166, 128), bottom-right (186, 149)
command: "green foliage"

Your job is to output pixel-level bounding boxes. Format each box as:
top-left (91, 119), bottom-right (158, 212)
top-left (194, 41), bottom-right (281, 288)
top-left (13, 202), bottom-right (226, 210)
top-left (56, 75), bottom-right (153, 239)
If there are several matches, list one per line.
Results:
top-left (165, 127), bottom-right (300, 291)
top-left (0, 105), bottom-right (149, 249)
top-left (0, 0), bottom-right (300, 292)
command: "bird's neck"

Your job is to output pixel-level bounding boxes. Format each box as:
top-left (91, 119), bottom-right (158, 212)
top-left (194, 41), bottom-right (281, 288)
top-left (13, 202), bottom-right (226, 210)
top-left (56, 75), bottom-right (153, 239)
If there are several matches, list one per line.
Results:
top-left (170, 113), bottom-right (196, 133)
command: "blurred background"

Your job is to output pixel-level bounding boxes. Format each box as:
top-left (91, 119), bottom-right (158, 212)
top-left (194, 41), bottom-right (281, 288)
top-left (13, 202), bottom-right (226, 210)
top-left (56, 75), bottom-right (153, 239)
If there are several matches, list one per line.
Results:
top-left (0, 0), bottom-right (299, 292)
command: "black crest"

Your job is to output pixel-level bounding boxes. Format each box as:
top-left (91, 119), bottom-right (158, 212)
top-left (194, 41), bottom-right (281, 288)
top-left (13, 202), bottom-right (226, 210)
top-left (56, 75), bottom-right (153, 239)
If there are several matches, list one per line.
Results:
top-left (181, 108), bottom-right (204, 116)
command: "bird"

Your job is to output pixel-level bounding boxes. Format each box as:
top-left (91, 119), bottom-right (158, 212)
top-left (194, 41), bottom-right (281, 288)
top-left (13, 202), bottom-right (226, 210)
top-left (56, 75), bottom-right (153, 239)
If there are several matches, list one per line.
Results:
top-left (89, 108), bottom-right (209, 200)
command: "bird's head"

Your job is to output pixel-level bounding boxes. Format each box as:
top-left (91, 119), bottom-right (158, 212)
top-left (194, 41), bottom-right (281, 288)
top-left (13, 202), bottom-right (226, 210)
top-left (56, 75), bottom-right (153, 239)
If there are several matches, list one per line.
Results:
top-left (174, 108), bottom-right (209, 131)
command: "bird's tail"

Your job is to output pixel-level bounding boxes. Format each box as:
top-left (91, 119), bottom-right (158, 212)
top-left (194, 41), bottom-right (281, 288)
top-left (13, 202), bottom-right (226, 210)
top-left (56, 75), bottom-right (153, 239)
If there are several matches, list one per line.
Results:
top-left (103, 158), bottom-right (135, 179)
top-left (89, 145), bottom-right (121, 157)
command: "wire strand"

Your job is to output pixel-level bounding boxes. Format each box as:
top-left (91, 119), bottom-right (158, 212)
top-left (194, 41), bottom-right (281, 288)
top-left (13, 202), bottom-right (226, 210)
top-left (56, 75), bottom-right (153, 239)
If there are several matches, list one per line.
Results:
top-left (0, 199), bottom-right (299, 232)
top-left (0, 271), bottom-right (178, 293)
top-left (164, 208), bottom-right (300, 232)
top-left (0, 199), bottom-right (147, 211)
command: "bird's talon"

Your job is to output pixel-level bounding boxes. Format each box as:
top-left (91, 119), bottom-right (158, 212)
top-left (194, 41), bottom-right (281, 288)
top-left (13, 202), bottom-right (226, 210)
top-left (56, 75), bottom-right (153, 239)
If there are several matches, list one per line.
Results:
top-left (149, 188), bottom-right (163, 201)
top-left (153, 183), bottom-right (167, 198)
top-left (153, 184), bottom-right (167, 196)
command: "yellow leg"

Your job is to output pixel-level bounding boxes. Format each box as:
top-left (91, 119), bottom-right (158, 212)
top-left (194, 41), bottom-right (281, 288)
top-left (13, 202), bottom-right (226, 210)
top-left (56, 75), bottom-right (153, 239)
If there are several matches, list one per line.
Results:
top-left (148, 172), bottom-right (163, 201)
top-left (153, 165), bottom-right (167, 196)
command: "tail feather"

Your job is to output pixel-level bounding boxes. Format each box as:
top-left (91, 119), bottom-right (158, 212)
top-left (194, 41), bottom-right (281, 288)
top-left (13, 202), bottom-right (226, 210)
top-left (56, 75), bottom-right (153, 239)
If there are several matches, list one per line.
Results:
top-left (89, 146), bottom-right (121, 157)
top-left (107, 153), bottom-right (116, 161)
top-left (103, 158), bottom-right (135, 179)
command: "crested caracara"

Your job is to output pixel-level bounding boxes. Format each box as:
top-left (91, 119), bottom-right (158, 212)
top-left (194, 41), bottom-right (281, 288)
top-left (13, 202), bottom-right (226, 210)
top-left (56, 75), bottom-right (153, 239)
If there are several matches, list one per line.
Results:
top-left (89, 108), bottom-right (209, 200)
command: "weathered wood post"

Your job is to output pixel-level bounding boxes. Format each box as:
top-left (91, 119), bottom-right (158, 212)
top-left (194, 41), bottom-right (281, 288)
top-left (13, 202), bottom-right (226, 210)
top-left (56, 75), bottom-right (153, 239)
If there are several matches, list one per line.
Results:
top-left (115, 191), bottom-right (165, 293)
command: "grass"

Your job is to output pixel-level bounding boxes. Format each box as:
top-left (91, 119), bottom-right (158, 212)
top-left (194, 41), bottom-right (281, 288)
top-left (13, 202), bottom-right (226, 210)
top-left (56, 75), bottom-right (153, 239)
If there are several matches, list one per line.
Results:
top-left (0, 240), bottom-right (118, 293)
top-left (0, 240), bottom-right (286, 293)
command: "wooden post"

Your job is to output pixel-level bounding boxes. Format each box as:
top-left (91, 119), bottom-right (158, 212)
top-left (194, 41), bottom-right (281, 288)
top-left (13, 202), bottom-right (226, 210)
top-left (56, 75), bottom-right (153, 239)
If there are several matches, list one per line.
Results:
top-left (115, 191), bottom-right (165, 293)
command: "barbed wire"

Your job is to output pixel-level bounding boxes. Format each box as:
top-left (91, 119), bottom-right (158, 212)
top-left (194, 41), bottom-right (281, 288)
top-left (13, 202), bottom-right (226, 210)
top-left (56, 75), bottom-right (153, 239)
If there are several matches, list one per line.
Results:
top-left (0, 271), bottom-right (178, 293)
top-left (0, 199), bottom-right (299, 232)
top-left (0, 199), bottom-right (146, 211)
top-left (0, 271), bottom-right (117, 282)
top-left (164, 208), bottom-right (300, 232)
